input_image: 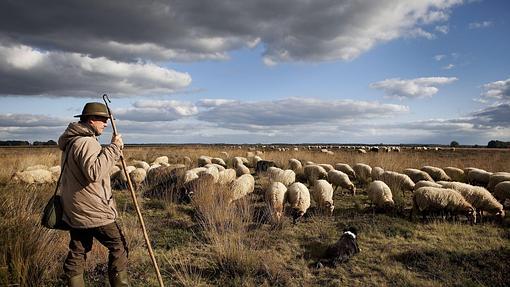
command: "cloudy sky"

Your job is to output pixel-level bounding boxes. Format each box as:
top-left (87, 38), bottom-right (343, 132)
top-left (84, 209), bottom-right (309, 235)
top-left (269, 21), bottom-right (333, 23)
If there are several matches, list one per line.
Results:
top-left (0, 0), bottom-right (509, 145)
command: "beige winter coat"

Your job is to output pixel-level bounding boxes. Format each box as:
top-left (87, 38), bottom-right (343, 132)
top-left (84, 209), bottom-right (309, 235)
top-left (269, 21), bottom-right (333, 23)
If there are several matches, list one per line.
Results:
top-left (58, 122), bottom-right (122, 229)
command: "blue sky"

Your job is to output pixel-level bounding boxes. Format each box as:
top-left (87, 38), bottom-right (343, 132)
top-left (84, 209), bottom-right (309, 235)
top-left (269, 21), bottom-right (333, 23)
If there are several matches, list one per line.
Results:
top-left (0, 0), bottom-right (509, 145)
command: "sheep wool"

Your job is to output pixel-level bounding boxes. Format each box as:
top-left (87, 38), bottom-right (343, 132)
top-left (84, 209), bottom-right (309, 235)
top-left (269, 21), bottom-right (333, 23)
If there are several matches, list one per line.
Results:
top-left (312, 179), bottom-right (334, 215)
top-left (493, 181), bottom-right (510, 203)
top-left (217, 169), bottom-right (236, 185)
top-left (371, 167), bottom-right (384, 181)
top-left (353, 163), bottom-right (372, 184)
top-left (466, 168), bottom-right (492, 186)
top-left (205, 163), bottom-right (226, 172)
top-left (269, 168), bottom-right (296, 186)
top-left (118, 166), bottom-right (137, 182)
top-left (133, 160), bottom-right (150, 171)
top-left (152, 156), bottom-right (169, 166)
top-left (318, 164), bottom-right (334, 173)
top-left (288, 158), bottom-right (303, 173)
top-left (211, 157), bottom-right (227, 167)
top-left (443, 167), bottom-right (466, 183)
top-left (413, 186), bottom-right (475, 223)
top-left (403, 168), bottom-right (434, 183)
top-left (129, 167), bottom-right (147, 187)
top-left (304, 165), bottom-right (328, 185)
top-left (25, 164), bottom-right (49, 171)
top-left (414, 180), bottom-right (442, 190)
top-left (49, 165), bottom-right (61, 182)
top-left (265, 182), bottom-right (288, 223)
top-left (367, 181), bottom-right (394, 209)
top-left (334, 163), bottom-right (356, 179)
top-left (420, 166), bottom-right (451, 181)
top-left (12, 169), bottom-right (54, 184)
top-left (235, 164), bottom-right (251, 177)
top-left (488, 172), bottom-right (510, 192)
top-left (229, 174), bottom-right (255, 203)
top-left (327, 170), bottom-right (356, 195)
top-left (380, 171), bottom-right (415, 195)
top-left (287, 182), bottom-right (311, 223)
top-left (197, 155), bottom-right (212, 167)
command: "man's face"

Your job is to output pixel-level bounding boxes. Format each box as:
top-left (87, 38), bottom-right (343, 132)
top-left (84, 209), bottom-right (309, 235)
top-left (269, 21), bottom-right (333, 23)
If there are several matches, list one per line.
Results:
top-left (88, 116), bottom-right (108, 135)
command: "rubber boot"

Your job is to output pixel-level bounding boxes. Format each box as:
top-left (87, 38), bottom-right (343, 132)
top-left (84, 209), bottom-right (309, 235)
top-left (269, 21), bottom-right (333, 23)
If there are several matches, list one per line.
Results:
top-left (68, 274), bottom-right (85, 287)
top-left (109, 270), bottom-right (129, 287)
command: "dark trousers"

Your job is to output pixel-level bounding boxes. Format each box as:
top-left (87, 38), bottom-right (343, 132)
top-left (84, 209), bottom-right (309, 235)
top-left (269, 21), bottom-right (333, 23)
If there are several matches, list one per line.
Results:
top-left (64, 222), bottom-right (128, 278)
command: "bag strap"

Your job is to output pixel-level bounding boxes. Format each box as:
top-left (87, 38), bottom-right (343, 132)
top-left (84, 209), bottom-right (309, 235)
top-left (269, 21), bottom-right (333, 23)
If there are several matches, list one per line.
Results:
top-left (52, 137), bottom-right (80, 196)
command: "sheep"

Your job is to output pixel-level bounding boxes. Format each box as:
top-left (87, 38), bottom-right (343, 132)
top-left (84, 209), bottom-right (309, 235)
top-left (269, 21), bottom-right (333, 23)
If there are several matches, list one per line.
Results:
top-left (327, 170), bottom-right (356, 195)
top-left (117, 165), bottom-right (137, 183)
top-left (414, 180), bottom-right (442, 190)
top-left (24, 164), bottom-right (48, 171)
top-left (366, 181), bottom-right (394, 210)
top-left (129, 167), bottom-right (147, 188)
top-left (420, 166), bottom-right (451, 181)
top-left (197, 155), bottom-right (212, 167)
top-left (151, 156), bottom-right (169, 166)
top-left (268, 167), bottom-right (296, 186)
top-left (334, 163), bottom-right (356, 179)
top-left (219, 151), bottom-right (229, 160)
top-left (217, 169), bottom-right (236, 185)
top-left (318, 164), bottom-right (334, 173)
top-left (205, 163), bottom-right (226, 172)
top-left (287, 182), bottom-right (311, 224)
top-left (403, 168), bottom-right (434, 183)
top-left (437, 181), bottom-right (505, 221)
top-left (443, 167), bottom-right (466, 182)
top-left (353, 163), bottom-right (372, 185)
top-left (255, 160), bottom-right (277, 173)
top-left (265, 182), bottom-right (288, 223)
top-left (379, 171), bottom-right (415, 196)
top-left (132, 160), bottom-right (150, 171)
top-left (182, 156), bottom-right (192, 167)
top-left (48, 165), bottom-right (61, 182)
top-left (249, 155), bottom-right (262, 168)
top-left (288, 158), bottom-right (303, 173)
top-left (311, 179), bottom-right (334, 215)
top-left (12, 169), bottom-right (54, 184)
top-left (303, 161), bottom-right (315, 166)
top-left (146, 164), bottom-right (187, 186)
top-left (493, 181), bottom-right (510, 203)
top-left (412, 186), bottom-right (476, 224)
top-left (371, 167), bottom-right (384, 181)
top-left (466, 168), bottom-right (492, 186)
top-left (235, 163), bottom-right (251, 177)
top-left (487, 172), bottom-right (510, 192)
top-left (357, 148), bottom-right (367, 154)
top-left (211, 157), bottom-right (227, 168)
top-left (198, 166), bottom-right (220, 183)
top-left (304, 165), bottom-right (328, 185)
top-left (232, 157), bottom-right (248, 168)
top-left (181, 173), bottom-right (216, 202)
top-left (228, 174), bottom-right (255, 203)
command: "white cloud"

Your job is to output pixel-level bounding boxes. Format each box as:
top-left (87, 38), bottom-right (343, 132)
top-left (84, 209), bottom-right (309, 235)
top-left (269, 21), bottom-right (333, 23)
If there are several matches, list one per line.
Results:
top-left (114, 100), bottom-right (198, 122)
top-left (196, 99), bottom-right (240, 108)
top-left (0, 43), bottom-right (191, 97)
top-left (469, 21), bottom-right (493, 29)
top-left (442, 64), bottom-right (454, 70)
top-left (370, 77), bottom-right (458, 99)
top-left (435, 25), bottom-right (449, 34)
top-left (0, 113), bottom-right (67, 127)
top-left (434, 54), bottom-right (446, 61)
top-left (481, 78), bottom-right (510, 101)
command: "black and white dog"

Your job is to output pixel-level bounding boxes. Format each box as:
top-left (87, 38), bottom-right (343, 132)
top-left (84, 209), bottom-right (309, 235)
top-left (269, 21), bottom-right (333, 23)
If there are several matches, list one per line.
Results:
top-left (316, 227), bottom-right (361, 268)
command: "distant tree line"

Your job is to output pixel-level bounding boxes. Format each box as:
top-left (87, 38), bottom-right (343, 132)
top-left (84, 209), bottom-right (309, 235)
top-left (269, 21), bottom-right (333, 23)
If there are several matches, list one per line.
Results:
top-left (0, 140), bottom-right (57, 146)
top-left (487, 140), bottom-right (510, 148)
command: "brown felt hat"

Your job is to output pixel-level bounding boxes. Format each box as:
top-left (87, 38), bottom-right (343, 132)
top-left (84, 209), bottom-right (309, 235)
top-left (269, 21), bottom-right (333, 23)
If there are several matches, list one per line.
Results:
top-left (74, 102), bottom-right (109, 118)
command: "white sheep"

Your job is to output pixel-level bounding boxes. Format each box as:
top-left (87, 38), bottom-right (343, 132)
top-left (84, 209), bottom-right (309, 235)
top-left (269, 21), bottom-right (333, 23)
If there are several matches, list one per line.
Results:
top-left (412, 186), bottom-right (476, 224)
top-left (437, 181), bottom-right (505, 220)
top-left (129, 167), bottom-right (147, 188)
top-left (48, 165), bottom-right (61, 182)
top-left (24, 164), bottom-right (49, 171)
top-left (118, 165), bottom-right (137, 183)
top-left (379, 171), bottom-right (415, 196)
top-left (311, 179), bottom-right (334, 215)
top-left (205, 163), bottom-right (226, 172)
top-left (151, 156), bottom-right (169, 166)
top-left (327, 170), bottom-right (356, 195)
top-left (133, 160), bottom-right (150, 171)
top-left (287, 182), bottom-right (311, 224)
top-left (212, 157), bottom-right (227, 167)
top-left (217, 169), bottom-right (236, 185)
top-left (318, 164), bottom-right (334, 173)
top-left (466, 168), bottom-right (492, 186)
top-left (403, 168), bottom-right (434, 183)
top-left (12, 169), bottom-right (54, 184)
top-left (366, 181), bottom-right (394, 210)
top-left (197, 155), bottom-right (212, 167)
top-left (146, 164), bottom-right (187, 186)
top-left (265, 182), bottom-right (288, 223)
top-left (487, 172), bottom-right (510, 192)
top-left (304, 165), bottom-right (328, 185)
top-left (232, 156), bottom-right (248, 168)
top-left (288, 158), bottom-right (303, 173)
top-left (219, 151), bottom-right (229, 160)
top-left (414, 180), bottom-right (443, 190)
top-left (353, 163), bottom-right (372, 184)
top-left (235, 163), bottom-right (251, 177)
top-left (198, 166), bottom-right (220, 183)
top-left (229, 174), bottom-right (255, 203)
top-left (268, 167), bottom-right (296, 186)
top-left (371, 166), bottom-right (384, 181)
top-left (443, 167), bottom-right (466, 182)
top-left (493, 181), bottom-right (510, 203)
top-left (334, 163), bottom-right (356, 179)
top-left (420, 166), bottom-right (451, 181)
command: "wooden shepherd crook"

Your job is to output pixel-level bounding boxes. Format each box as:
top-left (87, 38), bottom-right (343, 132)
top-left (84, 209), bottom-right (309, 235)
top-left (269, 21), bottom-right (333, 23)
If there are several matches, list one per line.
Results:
top-left (103, 94), bottom-right (165, 287)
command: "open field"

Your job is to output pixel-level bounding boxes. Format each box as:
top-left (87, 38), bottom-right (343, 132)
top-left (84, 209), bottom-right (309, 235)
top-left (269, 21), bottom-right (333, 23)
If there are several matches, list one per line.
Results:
top-left (1, 146), bottom-right (510, 286)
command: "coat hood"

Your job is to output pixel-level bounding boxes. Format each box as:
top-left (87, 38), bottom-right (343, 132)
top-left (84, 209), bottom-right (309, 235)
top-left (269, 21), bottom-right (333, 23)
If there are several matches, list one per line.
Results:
top-left (58, 122), bottom-right (96, 151)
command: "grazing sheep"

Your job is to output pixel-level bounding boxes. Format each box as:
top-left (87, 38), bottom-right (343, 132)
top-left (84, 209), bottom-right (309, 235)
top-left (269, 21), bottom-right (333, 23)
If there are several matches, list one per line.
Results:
top-left (249, 155), bottom-right (262, 168)
top-left (129, 167), bottom-right (147, 188)
top-left (211, 157), bottom-right (227, 167)
top-left (304, 165), bottom-right (328, 185)
top-left (268, 168), bottom-right (296, 186)
top-left (466, 168), bottom-right (492, 186)
top-left (303, 161), bottom-right (315, 166)
top-left (197, 155), bottom-right (212, 167)
top-left (12, 169), bottom-right (54, 184)
top-left (217, 169), bottom-right (236, 185)
top-left (438, 181), bottom-right (505, 220)
top-left (287, 182), bottom-right (311, 224)
top-left (366, 181), bottom-right (394, 210)
top-left (488, 172), bottom-right (510, 192)
top-left (255, 160), bottom-right (277, 173)
top-left (146, 164), bottom-right (187, 186)
top-left (493, 181), bottom-right (510, 203)
top-left (118, 165), bottom-right (137, 183)
top-left (205, 163), bottom-right (226, 172)
top-left (232, 156), bottom-right (248, 168)
top-left (229, 174), bottom-right (255, 203)
top-left (327, 170), bottom-right (356, 195)
top-left (414, 180), bottom-right (442, 190)
top-left (182, 173), bottom-right (216, 202)
top-left (357, 148), bottom-right (367, 154)
top-left (288, 159), bottom-right (303, 173)
top-left (152, 156), bottom-right (169, 166)
top-left (235, 164), bottom-right (251, 177)
top-left (412, 186), bottom-right (476, 224)
top-left (421, 166), bottom-right (451, 181)
top-left (353, 163), bottom-right (372, 185)
top-left (403, 168), bottom-right (434, 183)
top-left (25, 164), bottom-right (48, 171)
top-left (198, 166), bottom-right (220, 183)
top-left (311, 179), bottom-right (335, 215)
top-left (49, 165), bottom-right (61, 182)
top-left (132, 160), bottom-right (150, 171)
top-left (265, 182), bottom-right (288, 223)
top-left (371, 167), bottom-right (384, 181)
top-left (182, 156), bottom-right (192, 167)
top-left (443, 167), bottom-right (466, 183)
top-left (334, 163), bottom-right (356, 179)
top-left (318, 164), bottom-right (334, 173)
top-left (380, 171), bottom-right (415, 196)
top-left (219, 151), bottom-right (229, 160)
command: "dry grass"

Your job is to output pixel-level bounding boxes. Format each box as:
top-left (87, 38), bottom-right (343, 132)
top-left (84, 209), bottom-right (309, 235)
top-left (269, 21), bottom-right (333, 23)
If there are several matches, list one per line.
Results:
top-left (1, 146), bottom-right (509, 286)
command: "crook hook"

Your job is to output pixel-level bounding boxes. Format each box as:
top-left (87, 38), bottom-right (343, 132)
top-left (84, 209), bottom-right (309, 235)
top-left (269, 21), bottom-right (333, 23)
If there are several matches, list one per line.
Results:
top-left (102, 93), bottom-right (111, 104)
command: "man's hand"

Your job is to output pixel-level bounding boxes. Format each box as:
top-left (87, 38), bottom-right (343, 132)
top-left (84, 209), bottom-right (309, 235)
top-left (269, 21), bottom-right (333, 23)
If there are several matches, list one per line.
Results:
top-left (112, 134), bottom-right (124, 150)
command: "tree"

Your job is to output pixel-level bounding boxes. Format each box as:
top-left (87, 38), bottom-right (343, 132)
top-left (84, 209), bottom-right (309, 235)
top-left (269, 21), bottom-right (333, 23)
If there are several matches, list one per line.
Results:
top-left (450, 141), bottom-right (459, 147)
